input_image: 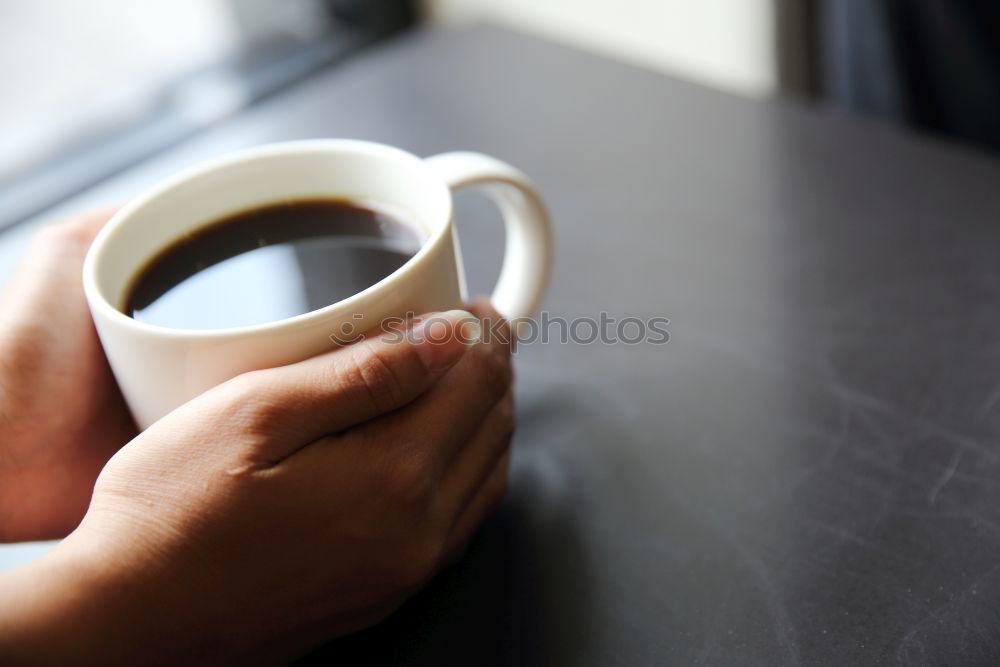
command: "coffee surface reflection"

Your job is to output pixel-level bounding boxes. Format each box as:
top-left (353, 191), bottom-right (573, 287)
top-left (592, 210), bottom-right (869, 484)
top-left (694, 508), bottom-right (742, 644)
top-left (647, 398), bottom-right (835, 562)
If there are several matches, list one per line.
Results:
top-left (124, 199), bottom-right (424, 330)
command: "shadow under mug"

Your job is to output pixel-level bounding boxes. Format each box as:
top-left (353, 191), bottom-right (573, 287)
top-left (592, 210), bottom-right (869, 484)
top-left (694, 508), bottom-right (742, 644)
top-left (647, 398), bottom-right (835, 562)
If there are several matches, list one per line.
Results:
top-left (83, 139), bottom-right (551, 429)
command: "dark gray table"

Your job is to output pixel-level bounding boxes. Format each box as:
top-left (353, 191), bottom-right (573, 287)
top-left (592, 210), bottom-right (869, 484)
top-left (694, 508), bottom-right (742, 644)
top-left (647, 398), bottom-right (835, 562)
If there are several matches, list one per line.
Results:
top-left (8, 23), bottom-right (1000, 666)
top-left (292, 26), bottom-right (1000, 666)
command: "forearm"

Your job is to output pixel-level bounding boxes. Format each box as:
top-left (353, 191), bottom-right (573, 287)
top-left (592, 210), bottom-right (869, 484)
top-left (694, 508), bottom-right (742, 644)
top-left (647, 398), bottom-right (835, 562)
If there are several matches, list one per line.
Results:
top-left (0, 547), bottom-right (112, 663)
top-left (0, 535), bottom-right (216, 665)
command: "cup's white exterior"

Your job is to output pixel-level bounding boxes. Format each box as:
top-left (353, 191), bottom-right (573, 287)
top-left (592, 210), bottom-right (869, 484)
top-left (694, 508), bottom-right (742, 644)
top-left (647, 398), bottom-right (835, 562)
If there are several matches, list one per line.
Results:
top-left (83, 140), bottom-right (550, 428)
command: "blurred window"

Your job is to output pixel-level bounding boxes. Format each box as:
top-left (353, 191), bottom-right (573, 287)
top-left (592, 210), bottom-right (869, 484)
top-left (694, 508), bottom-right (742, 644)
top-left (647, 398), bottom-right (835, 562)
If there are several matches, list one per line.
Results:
top-left (0, 0), bottom-right (416, 230)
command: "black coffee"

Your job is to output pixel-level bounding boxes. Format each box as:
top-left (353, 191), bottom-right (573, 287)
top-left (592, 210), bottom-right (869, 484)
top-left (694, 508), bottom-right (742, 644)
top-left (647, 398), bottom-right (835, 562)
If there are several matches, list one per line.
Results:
top-left (124, 199), bottom-right (424, 329)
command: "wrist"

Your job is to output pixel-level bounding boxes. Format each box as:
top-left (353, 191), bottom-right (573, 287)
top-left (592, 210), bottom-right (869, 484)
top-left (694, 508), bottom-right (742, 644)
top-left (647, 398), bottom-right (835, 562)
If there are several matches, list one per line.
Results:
top-left (0, 529), bottom-right (221, 664)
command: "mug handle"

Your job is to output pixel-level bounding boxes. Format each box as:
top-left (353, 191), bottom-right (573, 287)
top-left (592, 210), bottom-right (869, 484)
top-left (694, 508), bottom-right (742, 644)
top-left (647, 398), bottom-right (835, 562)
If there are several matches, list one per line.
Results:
top-left (425, 152), bottom-right (552, 322)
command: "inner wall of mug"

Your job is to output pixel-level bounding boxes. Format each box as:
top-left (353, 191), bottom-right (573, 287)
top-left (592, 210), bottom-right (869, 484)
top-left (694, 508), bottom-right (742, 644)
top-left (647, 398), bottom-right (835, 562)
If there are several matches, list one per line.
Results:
top-left (91, 145), bottom-right (450, 311)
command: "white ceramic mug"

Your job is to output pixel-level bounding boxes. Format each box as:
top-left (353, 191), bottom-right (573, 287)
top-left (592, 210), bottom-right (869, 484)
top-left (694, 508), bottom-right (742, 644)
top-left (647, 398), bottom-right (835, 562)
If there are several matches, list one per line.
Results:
top-left (83, 139), bottom-right (551, 428)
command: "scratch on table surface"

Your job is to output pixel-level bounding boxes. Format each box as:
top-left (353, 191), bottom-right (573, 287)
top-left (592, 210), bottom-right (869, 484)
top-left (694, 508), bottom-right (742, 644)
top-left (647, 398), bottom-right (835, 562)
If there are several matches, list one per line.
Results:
top-left (692, 328), bottom-right (998, 463)
top-left (702, 328), bottom-right (1000, 464)
top-left (927, 449), bottom-right (964, 506)
top-left (977, 380), bottom-right (1000, 418)
top-left (837, 383), bottom-right (998, 462)
top-left (895, 560), bottom-right (1000, 662)
top-left (743, 405), bottom-right (856, 514)
top-left (695, 580), bottom-right (734, 665)
top-left (895, 507), bottom-right (1000, 539)
top-left (659, 481), bottom-right (802, 665)
top-left (811, 520), bottom-right (902, 562)
top-left (699, 324), bottom-right (1000, 463)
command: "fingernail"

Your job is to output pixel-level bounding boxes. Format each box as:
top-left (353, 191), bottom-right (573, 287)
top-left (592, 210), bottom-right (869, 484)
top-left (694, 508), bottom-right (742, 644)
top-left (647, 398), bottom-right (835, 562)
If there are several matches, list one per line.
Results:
top-left (410, 310), bottom-right (480, 371)
top-left (444, 309), bottom-right (482, 345)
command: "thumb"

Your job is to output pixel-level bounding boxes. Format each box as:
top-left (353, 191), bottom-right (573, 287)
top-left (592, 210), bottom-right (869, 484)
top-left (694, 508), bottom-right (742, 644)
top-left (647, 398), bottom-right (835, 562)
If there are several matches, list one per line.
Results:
top-left (208, 310), bottom-right (481, 456)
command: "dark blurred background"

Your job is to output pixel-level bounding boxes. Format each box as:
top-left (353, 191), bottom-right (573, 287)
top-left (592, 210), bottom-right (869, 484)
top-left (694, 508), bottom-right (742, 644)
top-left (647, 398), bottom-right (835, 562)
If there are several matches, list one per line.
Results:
top-left (2, 0), bottom-right (998, 232)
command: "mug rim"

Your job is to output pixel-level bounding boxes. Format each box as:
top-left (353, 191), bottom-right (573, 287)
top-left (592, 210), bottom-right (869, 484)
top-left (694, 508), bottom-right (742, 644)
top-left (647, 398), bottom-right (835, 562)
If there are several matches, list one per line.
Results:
top-left (82, 139), bottom-right (454, 340)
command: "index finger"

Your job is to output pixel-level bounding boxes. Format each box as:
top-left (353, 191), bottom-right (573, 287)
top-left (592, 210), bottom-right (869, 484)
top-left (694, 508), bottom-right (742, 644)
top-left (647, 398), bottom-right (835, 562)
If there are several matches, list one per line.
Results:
top-left (190, 310), bottom-right (480, 462)
top-left (347, 299), bottom-right (513, 468)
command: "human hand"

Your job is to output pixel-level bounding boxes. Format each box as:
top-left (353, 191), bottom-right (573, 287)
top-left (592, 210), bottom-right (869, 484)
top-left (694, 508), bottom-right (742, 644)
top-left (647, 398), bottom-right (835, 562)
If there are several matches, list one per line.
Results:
top-left (0, 210), bottom-right (136, 541)
top-left (0, 302), bottom-right (513, 664)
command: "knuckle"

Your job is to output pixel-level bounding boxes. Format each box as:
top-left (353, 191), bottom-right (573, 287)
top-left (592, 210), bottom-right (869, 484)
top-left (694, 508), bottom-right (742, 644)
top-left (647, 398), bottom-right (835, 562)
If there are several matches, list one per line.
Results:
top-left (491, 316), bottom-right (513, 348)
top-left (496, 413), bottom-right (517, 444)
top-left (36, 220), bottom-right (76, 242)
top-left (390, 534), bottom-right (444, 590)
top-left (483, 394), bottom-right (516, 449)
top-left (348, 342), bottom-right (409, 413)
top-left (343, 599), bottom-right (408, 634)
top-left (212, 370), bottom-right (284, 434)
top-left (477, 348), bottom-right (512, 399)
top-left (488, 471), bottom-right (510, 509)
top-left (373, 456), bottom-right (449, 591)
top-left (380, 448), bottom-right (435, 509)
top-left (484, 456), bottom-right (512, 510)
top-left (496, 397), bottom-right (516, 441)
top-left (36, 217), bottom-right (96, 250)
